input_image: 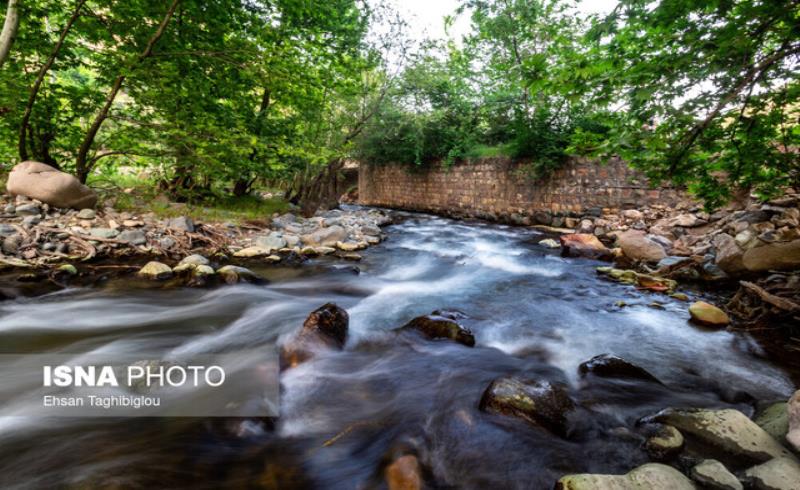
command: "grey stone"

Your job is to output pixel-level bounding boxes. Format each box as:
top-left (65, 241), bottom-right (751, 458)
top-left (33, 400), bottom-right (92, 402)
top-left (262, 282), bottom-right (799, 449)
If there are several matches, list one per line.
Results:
top-left (117, 230), bottom-right (147, 245)
top-left (744, 457), bottom-right (800, 490)
top-left (361, 224), bottom-right (382, 236)
top-left (76, 208), bottom-right (96, 219)
top-left (22, 215), bottom-right (40, 227)
top-left (4, 203), bottom-right (15, 214)
top-left (691, 460), bottom-right (742, 490)
top-left (0, 224), bottom-right (16, 237)
top-left (88, 228), bottom-right (119, 239)
top-left (301, 225), bottom-right (347, 247)
top-left (178, 254), bottom-right (210, 267)
top-left (255, 233), bottom-right (287, 251)
top-left (166, 216), bottom-right (195, 232)
top-left (158, 237), bottom-right (176, 249)
top-left (15, 203), bottom-right (41, 216)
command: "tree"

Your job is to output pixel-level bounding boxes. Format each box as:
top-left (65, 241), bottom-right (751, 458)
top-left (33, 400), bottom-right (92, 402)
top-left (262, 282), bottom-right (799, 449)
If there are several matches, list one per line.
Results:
top-left (0, 0), bottom-right (20, 68)
top-left (580, 0), bottom-right (800, 207)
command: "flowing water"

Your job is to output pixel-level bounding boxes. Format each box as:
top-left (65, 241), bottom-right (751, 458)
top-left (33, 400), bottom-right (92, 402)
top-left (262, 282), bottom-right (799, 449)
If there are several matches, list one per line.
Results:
top-left (0, 210), bottom-right (796, 489)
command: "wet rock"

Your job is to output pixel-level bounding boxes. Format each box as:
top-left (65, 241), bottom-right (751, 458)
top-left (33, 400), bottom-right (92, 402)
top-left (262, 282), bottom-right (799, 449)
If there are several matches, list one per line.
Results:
top-left (691, 459), bottom-right (742, 490)
top-left (166, 216), bottom-right (195, 233)
top-left (398, 314), bottom-right (475, 347)
top-left (301, 225), bottom-right (347, 247)
top-left (788, 390), bottom-right (800, 452)
top-left (233, 246), bottom-right (273, 258)
top-left (556, 463), bottom-right (694, 490)
top-left (194, 264), bottom-right (215, 277)
top-left (744, 457), bottom-right (800, 490)
top-left (385, 455), bottom-right (422, 490)
top-left (341, 253), bottom-right (362, 261)
top-left (117, 229), bottom-right (146, 245)
top-left (596, 267), bottom-right (677, 293)
top-left (137, 261), bottom-right (173, 281)
top-left (754, 402), bottom-right (789, 442)
top-left (688, 301), bottom-right (730, 327)
top-left (480, 377), bottom-right (575, 437)
top-left (646, 425), bottom-right (684, 459)
top-left (336, 241), bottom-right (367, 252)
top-left (56, 264), bottom-right (78, 276)
top-left (742, 240), bottom-right (800, 272)
top-left (362, 224), bottom-right (382, 236)
top-left (539, 238), bottom-right (560, 248)
top-left (617, 230), bottom-right (667, 263)
top-left (560, 233), bottom-right (612, 261)
top-left (15, 202), bottom-right (41, 216)
top-left (178, 254), bottom-right (210, 267)
top-left (578, 354), bottom-right (662, 383)
top-left (650, 408), bottom-right (794, 464)
top-left (7, 161), bottom-right (97, 209)
top-left (217, 265), bottom-right (261, 284)
top-left (76, 208), bottom-right (96, 220)
top-left (280, 303), bottom-right (349, 370)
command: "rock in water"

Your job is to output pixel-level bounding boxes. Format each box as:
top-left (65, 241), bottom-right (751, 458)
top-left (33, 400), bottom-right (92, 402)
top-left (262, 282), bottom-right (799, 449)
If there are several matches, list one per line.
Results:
top-left (539, 238), bottom-right (560, 249)
top-left (691, 460), bottom-right (742, 490)
top-left (646, 425), bottom-right (684, 460)
top-left (398, 314), bottom-right (475, 347)
top-left (578, 354), bottom-right (662, 383)
top-left (616, 230), bottom-right (667, 263)
top-left (6, 161), bottom-right (97, 209)
top-left (650, 408), bottom-right (794, 464)
top-left (280, 303), bottom-right (349, 370)
top-left (556, 463), bottom-right (695, 490)
top-left (560, 233), bottom-right (612, 261)
top-left (742, 240), bottom-right (800, 272)
top-left (479, 377), bottom-right (575, 437)
top-left (788, 390), bottom-right (800, 452)
top-left (137, 261), bottom-right (173, 281)
top-left (744, 457), bottom-right (800, 490)
top-left (689, 301), bottom-right (730, 327)
top-left (385, 455), bottom-right (422, 490)
top-left (216, 265), bottom-right (261, 284)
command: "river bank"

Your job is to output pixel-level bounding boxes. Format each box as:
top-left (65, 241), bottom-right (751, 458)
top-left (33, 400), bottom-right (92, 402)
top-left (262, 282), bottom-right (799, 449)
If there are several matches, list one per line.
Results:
top-left (0, 211), bottom-right (798, 489)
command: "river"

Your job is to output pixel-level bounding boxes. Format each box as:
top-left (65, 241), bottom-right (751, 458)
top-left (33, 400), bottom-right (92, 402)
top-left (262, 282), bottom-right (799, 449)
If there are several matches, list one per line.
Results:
top-left (0, 210), bottom-right (795, 489)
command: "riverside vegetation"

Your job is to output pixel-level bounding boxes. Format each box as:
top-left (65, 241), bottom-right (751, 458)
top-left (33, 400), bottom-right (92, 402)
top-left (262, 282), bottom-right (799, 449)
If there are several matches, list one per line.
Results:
top-left (0, 0), bottom-right (799, 489)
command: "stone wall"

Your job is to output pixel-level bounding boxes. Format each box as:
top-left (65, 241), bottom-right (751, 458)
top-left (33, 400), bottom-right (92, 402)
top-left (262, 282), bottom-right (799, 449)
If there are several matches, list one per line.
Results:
top-left (358, 157), bottom-right (685, 224)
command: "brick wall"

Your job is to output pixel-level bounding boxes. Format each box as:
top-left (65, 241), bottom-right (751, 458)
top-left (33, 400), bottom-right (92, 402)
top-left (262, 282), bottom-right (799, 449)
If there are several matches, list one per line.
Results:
top-left (358, 157), bottom-right (684, 224)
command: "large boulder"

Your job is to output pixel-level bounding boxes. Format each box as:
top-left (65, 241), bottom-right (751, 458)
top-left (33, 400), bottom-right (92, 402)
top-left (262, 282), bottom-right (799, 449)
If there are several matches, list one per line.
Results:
top-left (788, 390), bottom-right (800, 452)
top-left (6, 161), bottom-right (97, 209)
top-left (560, 233), bottom-right (612, 261)
top-left (742, 240), bottom-right (800, 272)
top-left (479, 377), bottom-right (575, 437)
top-left (556, 463), bottom-right (695, 490)
top-left (617, 230), bottom-right (667, 263)
top-left (397, 313), bottom-right (475, 347)
top-left (279, 303), bottom-right (349, 370)
top-left (714, 233), bottom-right (746, 274)
top-left (650, 408), bottom-right (794, 464)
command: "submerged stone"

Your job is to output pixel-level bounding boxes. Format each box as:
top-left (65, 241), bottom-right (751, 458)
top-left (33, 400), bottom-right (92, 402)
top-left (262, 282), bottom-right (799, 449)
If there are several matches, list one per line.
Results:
top-left (385, 455), bottom-right (422, 490)
top-left (398, 314), bottom-right (475, 347)
top-left (480, 377), bottom-right (575, 437)
top-left (579, 354), bottom-right (662, 384)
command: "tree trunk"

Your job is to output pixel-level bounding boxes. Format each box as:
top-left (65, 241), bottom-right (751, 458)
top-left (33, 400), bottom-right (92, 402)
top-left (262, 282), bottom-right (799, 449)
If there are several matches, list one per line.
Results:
top-left (0, 0), bottom-right (20, 68)
top-left (75, 0), bottom-right (180, 183)
top-left (19, 0), bottom-right (87, 162)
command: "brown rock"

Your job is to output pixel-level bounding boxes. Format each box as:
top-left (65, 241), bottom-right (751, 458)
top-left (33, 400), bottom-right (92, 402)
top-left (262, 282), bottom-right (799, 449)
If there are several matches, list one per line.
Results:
top-left (560, 233), bottom-right (612, 261)
top-left (714, 233), bottom-right (746, 274)
top-left (742, 240), bottom-right (800, 272)
top-left (279, 303), bottom-right (349, 370)
top-left (398, 314), bottom-right (475, 347)
top-left (6, 161), bottom-right (97, 209)
top-left (385, 455), bottom-right (422, 490)
top-left (617, 230), bottom-right (667, 263)
top-left (480, 377), bottom-right (575, 437)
